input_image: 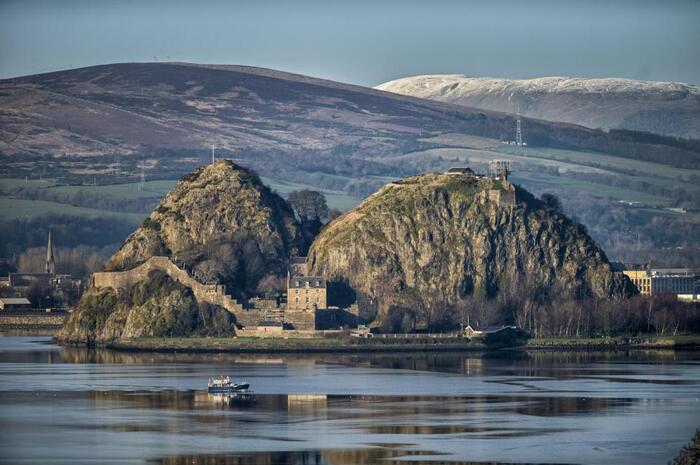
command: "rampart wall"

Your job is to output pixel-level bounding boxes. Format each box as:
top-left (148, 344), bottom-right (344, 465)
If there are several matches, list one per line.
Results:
top-left (92, 256), bottom-right (245, 316)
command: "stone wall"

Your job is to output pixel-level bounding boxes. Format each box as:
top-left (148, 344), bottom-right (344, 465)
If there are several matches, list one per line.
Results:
top-left (92, 256), bottom-right (245, 317)
top-left (236, 308), bottom-right (282, 327)
top-left (481, 181), bottom-right (517, 207)
top-left (237, 326), bottom-right (284, 338)
top-left (237, 328), bottom-right (346, 339)
top-left (0, 310), bottom-right (66, 329)
top-left (283, 309), bottom-right (316, 330)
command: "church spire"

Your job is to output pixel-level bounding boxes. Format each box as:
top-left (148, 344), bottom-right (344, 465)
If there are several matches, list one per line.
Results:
top-left (45, 231), bottom-right (55, 275)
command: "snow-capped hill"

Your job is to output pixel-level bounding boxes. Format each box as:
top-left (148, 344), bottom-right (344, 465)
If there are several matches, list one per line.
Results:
top-left (376, 75), bottom-right (700, 139)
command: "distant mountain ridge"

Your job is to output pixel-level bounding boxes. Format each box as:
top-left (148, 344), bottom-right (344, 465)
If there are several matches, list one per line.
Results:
top-left (1, 63), bottom-right (698, 173)
top-left (376, 75), bottom-right (700, 140)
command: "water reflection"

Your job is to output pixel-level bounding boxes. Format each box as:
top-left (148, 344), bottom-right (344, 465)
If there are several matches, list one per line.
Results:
top-left (52, 344), bottom-right (700, 378)
top-left (77, 390), bottom-right (634, 420)
top-left (1, 336), bottom-right (699, 465)
top-left (153, 449), bottom-right (468, 465)
top-left (151, 449), bottom-right (573, 465)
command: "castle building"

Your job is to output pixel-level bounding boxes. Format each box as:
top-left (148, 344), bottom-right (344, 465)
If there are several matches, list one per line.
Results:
top-left (281, 257), bottom-right (328, 330)
top-left (287, 276), bottom-right (327, 311)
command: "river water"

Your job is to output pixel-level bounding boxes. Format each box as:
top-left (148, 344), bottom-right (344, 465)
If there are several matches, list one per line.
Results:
top-left (0, 334), bottom-right (698, 464)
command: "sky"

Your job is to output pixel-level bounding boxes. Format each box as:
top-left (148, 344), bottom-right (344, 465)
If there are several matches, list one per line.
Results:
top-left (1, 0), bottom-right (699, 86)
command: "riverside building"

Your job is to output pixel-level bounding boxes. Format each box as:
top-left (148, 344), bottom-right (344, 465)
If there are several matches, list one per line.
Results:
top-left (622, 267), bottom-right (697, 298)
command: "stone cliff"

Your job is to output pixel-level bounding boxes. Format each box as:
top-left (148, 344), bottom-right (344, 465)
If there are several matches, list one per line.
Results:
top-left (308, 172), bottom-right (635, 329)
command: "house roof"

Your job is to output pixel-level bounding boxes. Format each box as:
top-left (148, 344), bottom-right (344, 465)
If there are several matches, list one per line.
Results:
top-left (466, 325), bottom-right (516, 333)
top-left (0, 297), bottom-right (31, 305)
top-left (289, 276), bottom-right (326, 288)
top-left (9, 273), bottom-right (51, 287)
top-left (446, 167), bottom-right (475, 174)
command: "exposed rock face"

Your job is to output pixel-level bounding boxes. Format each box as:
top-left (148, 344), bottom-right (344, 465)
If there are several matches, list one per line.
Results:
top-left (308, 173), bottom-right (634, 328)
top-left (105, 159), bottom-right (305, 300)
top-left (57, 160), bottom-right (304, 344)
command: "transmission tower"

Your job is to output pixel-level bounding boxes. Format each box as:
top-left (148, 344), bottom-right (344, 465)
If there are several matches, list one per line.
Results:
top-left (211, 144), bottom-right (215, 164)
top-left (515, 110), bottom-right (523, 147)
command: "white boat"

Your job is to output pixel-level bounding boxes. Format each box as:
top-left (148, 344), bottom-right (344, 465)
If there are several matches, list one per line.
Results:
top-left (207, 376), bottom-right (251, 393)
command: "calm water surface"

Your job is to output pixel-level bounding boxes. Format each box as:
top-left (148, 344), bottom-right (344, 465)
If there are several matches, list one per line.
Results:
top-left (0, 334), bottom-right (699, 464)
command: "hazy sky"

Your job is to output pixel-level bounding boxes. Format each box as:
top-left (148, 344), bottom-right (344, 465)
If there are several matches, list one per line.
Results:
top-left (1, 0), bottom-right (699, 86)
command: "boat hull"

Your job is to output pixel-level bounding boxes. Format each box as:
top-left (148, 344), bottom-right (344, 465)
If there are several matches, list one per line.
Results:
top-left (208, 386), bottom-right (244, 393)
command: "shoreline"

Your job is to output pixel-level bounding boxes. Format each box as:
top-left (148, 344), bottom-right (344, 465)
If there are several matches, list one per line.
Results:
top-left (95, 335), bottom-right (700, 354)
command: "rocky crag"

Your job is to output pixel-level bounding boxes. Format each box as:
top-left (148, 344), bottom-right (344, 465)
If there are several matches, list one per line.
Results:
top-left (57, 160), bottom-right (305, 344)
top-left (104, 159), bottom-right (305, 296)
top-left (308, 172), bottom-right (635, 329)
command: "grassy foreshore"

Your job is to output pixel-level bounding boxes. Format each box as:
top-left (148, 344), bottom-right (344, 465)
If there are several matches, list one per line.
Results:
top-left (526, 334), bottom-right (700, 350)
top-left (105, 334), bottom-right (700, 353)
top-left (109, 336), bottom-right (485, 353)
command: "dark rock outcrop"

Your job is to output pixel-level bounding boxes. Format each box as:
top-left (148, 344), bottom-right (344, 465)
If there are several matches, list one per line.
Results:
top-left (308, 172), bottom-right (635, 328)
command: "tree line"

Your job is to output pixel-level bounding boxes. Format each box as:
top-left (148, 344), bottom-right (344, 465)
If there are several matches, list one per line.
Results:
top-left (383, 288), bottom-right (700, 338)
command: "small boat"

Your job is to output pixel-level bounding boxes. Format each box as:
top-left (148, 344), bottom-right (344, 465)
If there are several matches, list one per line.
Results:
top-left (207, 376), bottom-right (251, 394)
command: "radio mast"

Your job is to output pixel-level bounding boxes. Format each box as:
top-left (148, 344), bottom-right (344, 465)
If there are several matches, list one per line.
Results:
top-left (515, 109), bottom-right (523, 147)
